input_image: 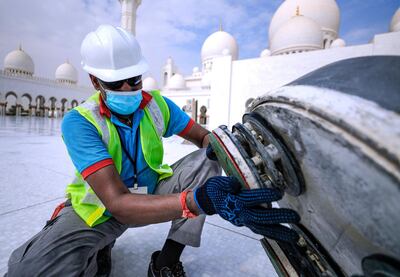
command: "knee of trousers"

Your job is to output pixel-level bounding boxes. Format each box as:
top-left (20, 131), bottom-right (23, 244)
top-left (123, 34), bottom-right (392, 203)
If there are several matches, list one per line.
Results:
top-left (6, 241), bottom-right (101, 277)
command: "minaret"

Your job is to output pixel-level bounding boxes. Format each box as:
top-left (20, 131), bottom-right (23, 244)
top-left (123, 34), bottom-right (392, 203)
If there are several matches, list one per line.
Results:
top-left (161, 57), bottom-right (178, 88)
top-left (119, 0), bottom-right (141, 35)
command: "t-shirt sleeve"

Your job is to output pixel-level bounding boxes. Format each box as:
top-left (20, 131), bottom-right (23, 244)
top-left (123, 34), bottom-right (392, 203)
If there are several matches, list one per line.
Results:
top-left (61, 110), bottom-right (113, 179)
top-left (162, 96), bottom-right (194, 137)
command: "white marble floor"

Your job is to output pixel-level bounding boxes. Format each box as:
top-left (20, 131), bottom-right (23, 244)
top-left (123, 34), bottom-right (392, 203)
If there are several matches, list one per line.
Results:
top-left (0, 116), bottom-right (277, 277)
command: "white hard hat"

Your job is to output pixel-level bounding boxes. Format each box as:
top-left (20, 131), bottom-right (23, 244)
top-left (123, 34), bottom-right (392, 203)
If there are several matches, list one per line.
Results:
top-left (80, 25), bottom-right (149, 82)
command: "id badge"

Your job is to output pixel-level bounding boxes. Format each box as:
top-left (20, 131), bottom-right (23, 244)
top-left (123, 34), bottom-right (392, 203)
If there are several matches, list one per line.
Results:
top-left (129, 183), bottom-right (148, 194)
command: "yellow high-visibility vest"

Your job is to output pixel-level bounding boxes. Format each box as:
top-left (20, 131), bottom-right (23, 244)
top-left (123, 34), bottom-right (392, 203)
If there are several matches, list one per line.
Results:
top-left (65, 90), bottom-right (173, 227)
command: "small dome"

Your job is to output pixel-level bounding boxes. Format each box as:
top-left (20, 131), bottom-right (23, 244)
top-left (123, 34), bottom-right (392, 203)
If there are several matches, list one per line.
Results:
top-left (4, 46), bottom-right (34, 75)
top-left (55, 61), bottom-right (78, 84)
top-left (143, 77), bottom-right (159, 91)
top-left (331, 38), bottom-right (346, 48)
top-left (168, 74), bottom-right (186, 90)
top-left (270, 15), bottom-right (323, 55)
top-left (390, 8), bottom-right (400, 32)
top-left (201, 30), bottom-right (238, 61)
top-left (269, 0), bottom-right (340, 41)
top-left (260, 49), bottom-right (271, 57)
top-left (192, 67), bottom-right (199, 73)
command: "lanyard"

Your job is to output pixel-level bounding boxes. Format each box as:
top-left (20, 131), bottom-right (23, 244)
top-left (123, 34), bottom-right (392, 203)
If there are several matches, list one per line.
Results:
top-left (116, 126), bottom-right (139, 176)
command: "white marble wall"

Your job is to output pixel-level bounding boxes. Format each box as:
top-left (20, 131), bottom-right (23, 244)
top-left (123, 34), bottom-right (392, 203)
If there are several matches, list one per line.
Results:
top-left (208, 55), bottom-right (234, 129)
top-left (209, 31), bottom-right (400, 129)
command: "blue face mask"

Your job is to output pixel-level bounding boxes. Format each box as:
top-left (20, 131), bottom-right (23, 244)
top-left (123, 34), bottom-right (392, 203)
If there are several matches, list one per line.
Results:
top-left (102, 87), bottom-right (143, 115)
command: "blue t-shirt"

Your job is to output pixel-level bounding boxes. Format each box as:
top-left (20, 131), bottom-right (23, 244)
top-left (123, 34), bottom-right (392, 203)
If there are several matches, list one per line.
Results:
top-left (61, 96), bottom-right (191, 194)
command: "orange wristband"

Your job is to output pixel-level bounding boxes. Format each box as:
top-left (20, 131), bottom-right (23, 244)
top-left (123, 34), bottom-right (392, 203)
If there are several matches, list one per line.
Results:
top-left (180, 190), bottom-right (198, 218)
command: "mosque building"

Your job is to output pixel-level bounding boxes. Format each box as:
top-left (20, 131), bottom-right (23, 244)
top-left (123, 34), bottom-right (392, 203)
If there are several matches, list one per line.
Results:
top-left (0, 0), bottom-right (142, 117)
top-left (0, 0), bottom-right (399, 127)
top-left (0, 45), bottom-right (91, 117)
top-left (140, 1), bottom-right (400, 130)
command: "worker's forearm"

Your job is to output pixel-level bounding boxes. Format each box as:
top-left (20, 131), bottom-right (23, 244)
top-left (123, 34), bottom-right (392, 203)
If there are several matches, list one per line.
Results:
top-left (112, 193), bottom-right (181, 225)
top-left (112, 191), bottom-right (200, 225)
top-left (182, 123), bottom-right (210, 148)
top-left (86, 165), bottom-right (202, 225)
top-left (201, 132), bottom-right (210, 148)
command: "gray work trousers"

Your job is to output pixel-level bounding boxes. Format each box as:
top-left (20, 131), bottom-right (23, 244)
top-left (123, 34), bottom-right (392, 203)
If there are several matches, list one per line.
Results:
top-left (6, 148), bottom-right (221, 277)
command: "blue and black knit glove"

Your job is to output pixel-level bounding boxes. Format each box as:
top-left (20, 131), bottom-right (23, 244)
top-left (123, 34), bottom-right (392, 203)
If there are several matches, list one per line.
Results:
top-left (193, 176), bottom-right (300, 242)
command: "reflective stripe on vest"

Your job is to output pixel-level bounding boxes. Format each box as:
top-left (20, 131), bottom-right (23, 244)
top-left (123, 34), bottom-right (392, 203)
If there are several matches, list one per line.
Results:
top-left (79, 98), bottom-right (110, 145)
top-left (66, 90), bottom-right (172, 227)
top-left (147, 98), bottom-right (164, 137)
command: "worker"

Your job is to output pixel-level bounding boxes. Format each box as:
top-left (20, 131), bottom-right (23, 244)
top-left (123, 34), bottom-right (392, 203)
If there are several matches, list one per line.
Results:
top-left (5, 25), bottom-right (300, 277)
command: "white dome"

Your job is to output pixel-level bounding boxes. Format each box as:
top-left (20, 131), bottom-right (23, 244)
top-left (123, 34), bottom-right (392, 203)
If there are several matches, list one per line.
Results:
top-left (331, 38), bottom-right (346, 48)
top-left (143, 77), bottom-right (159, 91)
top-left (55, 61), bottom-right (78, 83)
top-left (201, 73), bottom-right (211, 88)
top-left (4, 47), bottom-right (34, 75)
top-left (270, 15), bottom-right (323, 55)
top-left (390, 8), bottom-right (400, 32)
top-left (269, 0), bottom-right (340, 41)
top-left (260, 49), bottom-right (271, 57)
top-left (201, 31), bottom-right (238, 61)
top-left (222, 48), bottom-right (231, 56)
top-left (168, 74), bottom-right (186, 90)
top-left (192, 67), bottom-right (199, 73)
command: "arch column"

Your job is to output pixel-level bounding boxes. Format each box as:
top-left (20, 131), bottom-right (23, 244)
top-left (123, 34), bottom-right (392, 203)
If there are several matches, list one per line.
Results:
top-left (15, 104), bottom-right (22, 116)
top-left (0, 103), bottom-right (5, 116)
top-left (38, 107), bottom-right (44, 117)
top-left (55, 107), bottom-right (61, 118)
top-left (44, 107), bottom-right (50, 117)
top-left (29, 105), bottom-right (36, 116)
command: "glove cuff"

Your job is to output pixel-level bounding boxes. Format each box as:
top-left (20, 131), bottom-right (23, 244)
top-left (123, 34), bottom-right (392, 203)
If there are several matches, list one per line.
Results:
top-left (193, 186), bottom-right (216, 215)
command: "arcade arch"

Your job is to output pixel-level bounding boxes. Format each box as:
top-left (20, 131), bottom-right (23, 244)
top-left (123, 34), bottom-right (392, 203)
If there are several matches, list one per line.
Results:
top-left (5, 91), bottom-right (18, 116)
top-left (61, 98), bottom-right (69, 116)
top-left (0, 92), bottom-right (87, 117)
top-left (35, 95), bottom-right (46, 117)
top-left (71, 99), bottom-right (79, 108)
top-left (21, 93), bottom-right (32, 116)
top-left (0, 92), bottom-right (4, 116)
top-left (48, 97), bottom-right (58, 117)
top-left (199, 105), bottom-right (208, 125)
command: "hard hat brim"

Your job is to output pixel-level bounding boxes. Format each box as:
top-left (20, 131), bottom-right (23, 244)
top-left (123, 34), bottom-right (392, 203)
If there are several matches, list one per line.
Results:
top-left (82, 57), bottom-right (149, 82)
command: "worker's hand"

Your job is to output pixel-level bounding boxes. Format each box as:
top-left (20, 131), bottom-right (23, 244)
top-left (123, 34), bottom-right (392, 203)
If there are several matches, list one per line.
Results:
top-left (205, 144), bottom-right (218, 161)
top-left (194, 176), bottom-right (300, 242)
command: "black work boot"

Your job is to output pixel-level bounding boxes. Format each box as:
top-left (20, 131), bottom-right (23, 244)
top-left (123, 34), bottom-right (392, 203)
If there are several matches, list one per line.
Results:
top-left (148, 251), bottom-right (186, 277)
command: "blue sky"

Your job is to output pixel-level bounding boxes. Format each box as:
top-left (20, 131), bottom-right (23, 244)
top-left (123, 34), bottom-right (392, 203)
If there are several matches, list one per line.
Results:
top-left (0, 0), bottom-right (398, 86)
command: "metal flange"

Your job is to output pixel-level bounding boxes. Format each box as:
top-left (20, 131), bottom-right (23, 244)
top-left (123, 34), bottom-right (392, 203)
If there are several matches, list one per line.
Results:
top-left (209, 125), bottom-right (265, 189)
top-left (209, 113), bottom-right (304, 196)
top-left (243, 112), bottom-right (304, 196)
